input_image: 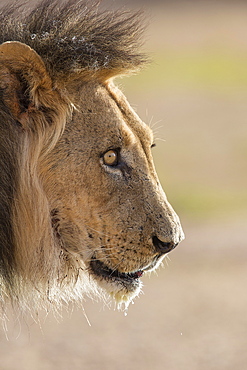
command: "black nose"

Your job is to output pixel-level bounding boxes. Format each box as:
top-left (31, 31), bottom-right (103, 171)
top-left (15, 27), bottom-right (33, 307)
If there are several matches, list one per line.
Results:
top-left (152, 235), bottom-right (178, 254)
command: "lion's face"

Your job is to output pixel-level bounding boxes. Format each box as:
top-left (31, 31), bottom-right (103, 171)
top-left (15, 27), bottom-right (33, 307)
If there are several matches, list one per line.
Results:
top-left (44, 81), bottom-right (184, 303)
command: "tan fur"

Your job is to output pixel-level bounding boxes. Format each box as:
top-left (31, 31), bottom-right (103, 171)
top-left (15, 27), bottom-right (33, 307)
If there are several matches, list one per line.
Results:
top-left (0, 1), bottom-right (184, 314)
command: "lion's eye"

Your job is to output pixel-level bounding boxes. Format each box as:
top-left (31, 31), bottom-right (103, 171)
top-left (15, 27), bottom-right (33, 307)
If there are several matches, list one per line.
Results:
top-left (103, 149), bottom-right (119, 166)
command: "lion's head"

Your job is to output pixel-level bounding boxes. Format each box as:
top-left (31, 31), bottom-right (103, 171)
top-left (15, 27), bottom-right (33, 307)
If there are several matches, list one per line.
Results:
top-left (0, 0), bottom-right (184, 312)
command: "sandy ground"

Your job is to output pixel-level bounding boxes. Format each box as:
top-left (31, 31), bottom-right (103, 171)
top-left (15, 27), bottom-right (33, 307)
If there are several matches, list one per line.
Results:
top-left (1, 1), bottom-right (247, 369)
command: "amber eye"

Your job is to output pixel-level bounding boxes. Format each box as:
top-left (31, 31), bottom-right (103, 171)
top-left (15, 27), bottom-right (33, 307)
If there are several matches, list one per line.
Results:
top-left (103, 149), bottom-right (119, 166)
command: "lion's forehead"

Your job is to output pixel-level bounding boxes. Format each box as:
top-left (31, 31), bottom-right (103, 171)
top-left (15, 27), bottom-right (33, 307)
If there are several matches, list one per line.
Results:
top-left (105, 82), bottom-right (154, 146)
top-left (73, 81), bottom-right (153, 150)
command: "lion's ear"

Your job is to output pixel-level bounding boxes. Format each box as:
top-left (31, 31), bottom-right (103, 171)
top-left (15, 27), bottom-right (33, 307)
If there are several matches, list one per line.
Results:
top-left (0, 41), bottom-right (53, 127)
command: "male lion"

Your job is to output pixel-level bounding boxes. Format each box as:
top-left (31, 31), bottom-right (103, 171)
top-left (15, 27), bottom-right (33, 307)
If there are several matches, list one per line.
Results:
top-left (0, 0), bottom-right (184, 313)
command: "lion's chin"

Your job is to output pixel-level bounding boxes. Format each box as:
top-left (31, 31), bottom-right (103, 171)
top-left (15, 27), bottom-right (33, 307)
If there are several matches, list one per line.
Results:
top-left (89, 258), bottom-right (143, 307)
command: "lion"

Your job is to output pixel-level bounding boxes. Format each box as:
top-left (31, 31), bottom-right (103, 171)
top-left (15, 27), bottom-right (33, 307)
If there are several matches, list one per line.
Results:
top-left (0, 0), bottom-right (184, 314)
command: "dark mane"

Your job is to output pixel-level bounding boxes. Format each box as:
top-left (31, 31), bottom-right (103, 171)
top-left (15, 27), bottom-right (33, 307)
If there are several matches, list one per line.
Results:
top-left (0, 103), bottom-right (20, 293)
top-left (0, 0), bottom-right (147, 80)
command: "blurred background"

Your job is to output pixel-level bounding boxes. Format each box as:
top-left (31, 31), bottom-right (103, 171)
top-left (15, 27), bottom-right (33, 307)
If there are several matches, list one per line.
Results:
top-left (0, 0), bottom-right (247, 369)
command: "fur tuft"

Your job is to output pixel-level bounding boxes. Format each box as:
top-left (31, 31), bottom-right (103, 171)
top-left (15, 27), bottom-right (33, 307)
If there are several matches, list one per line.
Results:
top-left (0, 0), bottom-right (148, 81)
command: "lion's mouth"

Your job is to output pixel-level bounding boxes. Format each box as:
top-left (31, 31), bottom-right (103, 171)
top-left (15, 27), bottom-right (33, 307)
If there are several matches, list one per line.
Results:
top-left (90, 258), bottom-right (143, 287)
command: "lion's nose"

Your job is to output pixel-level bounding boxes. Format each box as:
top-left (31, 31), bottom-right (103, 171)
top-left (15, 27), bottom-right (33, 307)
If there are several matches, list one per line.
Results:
top-left (152, 235), bottom-right (178, 255)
